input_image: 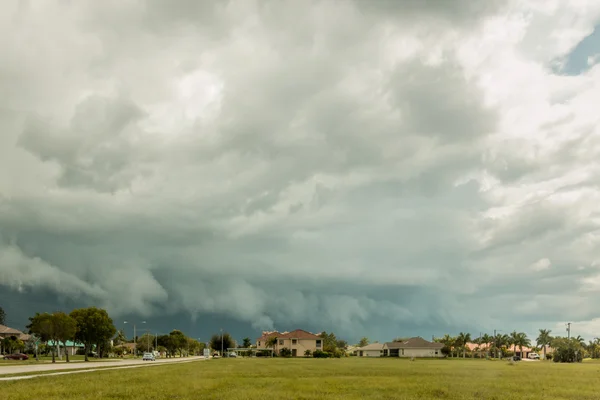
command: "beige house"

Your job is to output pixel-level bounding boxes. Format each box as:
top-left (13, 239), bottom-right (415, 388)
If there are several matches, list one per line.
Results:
top-left (256, 329), bottom-right (323, 357)
top-left (384, 337), bottom-right (444, 358)
top-left (355, 343), bottom-right (384, 357)
top-left (0, 324), bottom-right (30, 354)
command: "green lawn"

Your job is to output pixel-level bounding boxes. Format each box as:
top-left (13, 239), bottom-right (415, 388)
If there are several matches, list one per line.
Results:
top-left (1, 358), bottom-right (599, 399)
top-left (0, 355), bottom-right (119, 365)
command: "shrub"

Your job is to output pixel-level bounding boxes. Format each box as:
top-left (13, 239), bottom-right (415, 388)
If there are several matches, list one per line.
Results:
top-left (545, 353), bottom-right (553, 360)
top-left (332, 349), bottom-right (343, 358)
top-left (304, 349), bottom-right (312, 357)
top-left (313, 350), bottom-right (331, 358)
top-left (279, 347), bottom-right (292, 358)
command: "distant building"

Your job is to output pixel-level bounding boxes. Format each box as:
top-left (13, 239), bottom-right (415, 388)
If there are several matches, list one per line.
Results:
top-left (383, 337), bottom-right (444, 358)
top-left (256, 329), bottom-right (323, 357)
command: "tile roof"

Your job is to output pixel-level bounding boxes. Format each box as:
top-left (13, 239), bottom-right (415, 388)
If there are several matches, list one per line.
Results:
top-left (356, 343), bottom-right (384, 351)
top-left (0, 324), bottom-right (23, 335)
top-left (257, 331), bottom-right (281, 341)
top-left (278, 329), bottom-right (322, 340)
top-left (385, 337), bottom-right (444, 349)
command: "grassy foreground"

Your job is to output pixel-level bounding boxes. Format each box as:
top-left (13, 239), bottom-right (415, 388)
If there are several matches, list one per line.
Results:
top-left (1, 357), bottom-right (599, 399)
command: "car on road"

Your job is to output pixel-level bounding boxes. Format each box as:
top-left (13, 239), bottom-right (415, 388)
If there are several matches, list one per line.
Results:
top-left (3, 353), bottom-right (29, 360)
top-left (142, 352), bottom-right (156, 361)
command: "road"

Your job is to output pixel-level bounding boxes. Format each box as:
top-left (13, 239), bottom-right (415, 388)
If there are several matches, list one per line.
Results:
top-left (0, 356), bottom-right (204, 380)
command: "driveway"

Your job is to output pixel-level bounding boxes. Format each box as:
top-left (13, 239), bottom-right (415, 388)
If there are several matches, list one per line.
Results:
top-left (0, 356), bottom-right (204, 377)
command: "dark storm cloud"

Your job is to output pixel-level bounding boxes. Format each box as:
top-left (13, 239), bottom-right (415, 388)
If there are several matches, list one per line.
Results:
top-left (2, 0), bottom-right (600, 342)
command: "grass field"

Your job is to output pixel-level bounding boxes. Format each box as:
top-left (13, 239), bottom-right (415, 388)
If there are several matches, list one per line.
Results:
top-left (0, 355), bottom-right (119, 365)
top-left (2, 357), bottom-right (600, 399)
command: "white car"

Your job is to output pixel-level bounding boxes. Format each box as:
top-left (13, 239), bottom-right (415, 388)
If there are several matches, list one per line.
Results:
top-left (528, 353), bottom-right (540, 359)
top-left (142, 352), bottom-right (156, 361)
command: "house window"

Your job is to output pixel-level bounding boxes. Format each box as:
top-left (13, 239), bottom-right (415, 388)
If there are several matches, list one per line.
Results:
top-left (279, 340), bottom-right (284, 345)
top-left (435, 351), bottom-right (438, 355)
top-left (316, 340), bottom-right (322, 347)
top-left (401, 349), bottom-right (404, 356)
top-left (258, 341), bottom-right (261, 346)
top-left (292, 339), bottom-right (297, 345)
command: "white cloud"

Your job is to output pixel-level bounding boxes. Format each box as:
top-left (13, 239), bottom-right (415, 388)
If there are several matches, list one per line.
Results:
top-left (531, 258), bottom-right (552, 272)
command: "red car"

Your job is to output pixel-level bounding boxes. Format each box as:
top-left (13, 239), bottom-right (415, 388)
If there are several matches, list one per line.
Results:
top-left (3, 353), bottom-right (29, 360)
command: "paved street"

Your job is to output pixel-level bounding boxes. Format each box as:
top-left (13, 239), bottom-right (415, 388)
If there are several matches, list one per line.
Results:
top-left (0, 356), bottom-right (204, 379)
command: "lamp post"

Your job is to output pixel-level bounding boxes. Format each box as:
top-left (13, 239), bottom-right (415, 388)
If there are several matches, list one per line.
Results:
top-left (124, 320), bottom-right (146, 357)
top-left (221, 328), bottom-right (224, 357)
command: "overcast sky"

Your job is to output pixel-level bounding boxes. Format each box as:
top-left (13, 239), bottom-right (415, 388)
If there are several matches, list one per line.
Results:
top-left (1, 0), bottom-right (600, 343)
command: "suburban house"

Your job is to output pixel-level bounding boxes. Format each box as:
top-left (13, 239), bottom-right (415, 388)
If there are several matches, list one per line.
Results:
top-left (383, 337), bottom-right (444, 358)
top-left (256, 329), bottom-right (323, 356)
top-left (465, 342), bottom-right (492, 357)
top-left (47, 340), bottom-right (85, 356)
top-left (355, 342), bottom-right (384, 357)
top-left (0, 324), bottom-right (32, 354)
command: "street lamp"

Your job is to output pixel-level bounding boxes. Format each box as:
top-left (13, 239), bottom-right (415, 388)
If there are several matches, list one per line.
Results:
top-left (221, 328), bottom-right (224, 357)
top-left (124, 320), bottom-right (146, 357)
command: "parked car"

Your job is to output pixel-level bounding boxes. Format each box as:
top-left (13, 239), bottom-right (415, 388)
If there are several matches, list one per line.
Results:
top-left (528, 353), bottom-right (540, 359)
top-left (512, 356), bottom-right (521, 361)
top-left (3, 353), bottom-right (29, 360)
top-left (142, 352), bottom-right (156, 361)
top-left (228, 352), bottom-right (237, 358)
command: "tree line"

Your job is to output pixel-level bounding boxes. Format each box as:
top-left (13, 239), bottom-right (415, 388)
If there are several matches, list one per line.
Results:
top-left (0, 306), bottom-right (208, 363)
top-left (433, 329), bottom-right (594, 363)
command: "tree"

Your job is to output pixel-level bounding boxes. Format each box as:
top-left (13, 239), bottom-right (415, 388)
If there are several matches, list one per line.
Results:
top-left (265, 336), bottom-right (277, 355)
top-left (456, 332), bottom-right (471, 358)
top-left (516, 332), bottom-right (530, 357)
top-left (242, 337), bottom-right (252, 348)
top-left (551, 337), bottom-right (584, 363)
top-left (70, 307), bottom-right (116, 361)
top-left (137, 333), bottom-right (154, 353)
top-left (481, 334), bottom-right (492, 358)
top-left (509, 331), bottom-right (520, 355)
top-left (157, 335), bottom-right (175, 357)
top-left (113, 329), bottom-right (127, 346)
top-left (319, 331), bottom-right (338, 353)
top-left (169, 330), bottom-right (188, 357)
top-left (28, 312), bottom-right (75, 362)
top-left (0, 306), bottom-right (5, 325)
top-left (28, 313), bottom-right (59, 363)
top-left (209, 332), bottom-right (234, 355)
top-left (358, 337), bottom-right (369, 347)
top-left (336, 339), bottom-right (348, 350)
top-left (536, 329), bottom-right (552, 360)
top-left (434, 334), bottom-right (455, 357)
top-left (53, 312), bottom-right (77, 362)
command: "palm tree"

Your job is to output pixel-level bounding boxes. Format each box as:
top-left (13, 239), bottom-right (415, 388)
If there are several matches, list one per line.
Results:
top-left (481, 334), bottom-right (492, 358)
top-left (536, 329), bottom-right (552, 360)
top-left (510, 331), bottom-right (519, 355)
top-left (462, 332), bottom-right (471, 358)
top-left (439, 334), bottom-right (455, 357)
top-left (266, 337), bottom-right (277, 356)
top-left (517, 332), bottom-right (530, 357)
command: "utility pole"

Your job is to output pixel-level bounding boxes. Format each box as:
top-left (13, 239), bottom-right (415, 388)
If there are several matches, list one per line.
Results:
top-left (124, 320), bottom-right (146, 357)
top-left (566, 323), bottom-right (571, 340)
top-left (221, 328), bottom-right (224, 357)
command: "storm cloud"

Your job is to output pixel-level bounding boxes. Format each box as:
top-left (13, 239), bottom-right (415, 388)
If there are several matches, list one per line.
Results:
top-left (2, 0), bottom-right (600, 342)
